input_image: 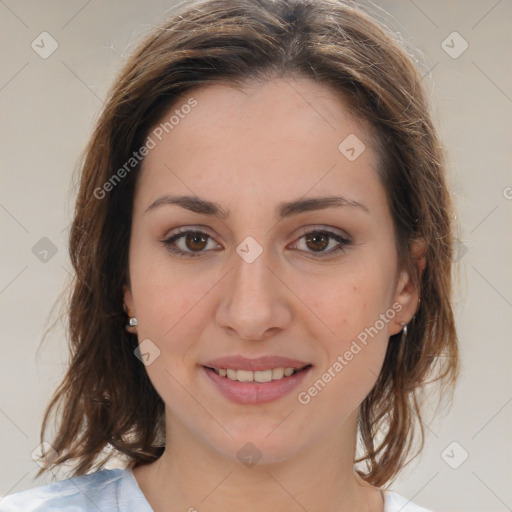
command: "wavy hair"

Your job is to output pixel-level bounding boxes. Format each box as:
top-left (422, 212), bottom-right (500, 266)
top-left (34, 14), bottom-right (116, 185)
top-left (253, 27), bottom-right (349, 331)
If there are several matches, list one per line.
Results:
top-left (39, 0), bottom-right (460, 488)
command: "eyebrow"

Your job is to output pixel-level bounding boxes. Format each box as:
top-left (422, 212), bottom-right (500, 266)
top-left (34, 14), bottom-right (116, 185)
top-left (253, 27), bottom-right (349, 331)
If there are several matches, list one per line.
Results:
top-left (144, 194), bottom-right (369, 219)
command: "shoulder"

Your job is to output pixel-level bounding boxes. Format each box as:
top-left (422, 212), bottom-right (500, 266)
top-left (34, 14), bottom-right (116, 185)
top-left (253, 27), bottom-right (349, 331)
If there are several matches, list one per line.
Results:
top-left (0, 468), bottom-right (152, 512)
top-left (383, 490), bottom-right (433, 512)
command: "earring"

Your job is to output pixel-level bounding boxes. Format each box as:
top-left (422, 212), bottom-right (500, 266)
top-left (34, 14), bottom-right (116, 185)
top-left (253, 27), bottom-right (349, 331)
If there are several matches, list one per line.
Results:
top-left (124, 300), bottom-right (138, 333)
top-left (399, 321), bottom-right (407, 341)
top-left (125, 315), bottom-right (137, 334)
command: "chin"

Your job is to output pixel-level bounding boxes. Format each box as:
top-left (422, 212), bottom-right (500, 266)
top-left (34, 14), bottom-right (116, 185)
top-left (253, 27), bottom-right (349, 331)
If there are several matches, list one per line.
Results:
top-left (202, 424), bottom-right (309, 467)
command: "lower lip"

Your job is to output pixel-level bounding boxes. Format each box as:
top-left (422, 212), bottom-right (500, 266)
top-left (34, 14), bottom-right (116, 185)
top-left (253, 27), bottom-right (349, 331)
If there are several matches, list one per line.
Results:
top-left (202, 365), bottom-right (312, 405)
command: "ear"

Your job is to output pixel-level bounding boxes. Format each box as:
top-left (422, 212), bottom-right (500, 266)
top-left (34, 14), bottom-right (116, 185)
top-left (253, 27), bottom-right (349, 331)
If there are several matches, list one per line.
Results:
top-left (123, 284), bottom-right (135, 316)
top-left (123, 284), bottom-right (137, 334)
top-left (389, 239), bottom-right (427, 336)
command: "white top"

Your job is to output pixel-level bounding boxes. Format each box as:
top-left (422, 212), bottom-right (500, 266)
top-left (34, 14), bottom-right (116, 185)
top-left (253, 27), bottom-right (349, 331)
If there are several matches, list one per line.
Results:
top-left (0, 468), bottom-right (433, 511)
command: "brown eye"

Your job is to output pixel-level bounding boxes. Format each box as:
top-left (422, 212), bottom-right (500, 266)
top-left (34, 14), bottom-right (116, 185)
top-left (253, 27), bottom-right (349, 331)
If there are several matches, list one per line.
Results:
top-left (161, 229), bottom-right (221, 258)
top-left (185, 232), bottom-right (209, 251)
top-left (292, 229), bottom-right (352, 258)
top-left (305, 232), bottom-right (329, 252)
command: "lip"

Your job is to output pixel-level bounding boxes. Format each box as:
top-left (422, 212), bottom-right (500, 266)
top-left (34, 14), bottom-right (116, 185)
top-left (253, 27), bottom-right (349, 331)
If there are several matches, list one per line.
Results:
top-left (202, 355), bottom-right (310, 372)
top-left (202, 364), bottom-right (312, 405)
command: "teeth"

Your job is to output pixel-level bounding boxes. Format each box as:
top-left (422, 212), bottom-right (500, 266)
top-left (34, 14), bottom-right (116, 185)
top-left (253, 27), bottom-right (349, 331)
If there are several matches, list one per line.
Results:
top-left (272, 368), bottom-right (284, 379)
top-left (212, 367), bottom-right (302, 382)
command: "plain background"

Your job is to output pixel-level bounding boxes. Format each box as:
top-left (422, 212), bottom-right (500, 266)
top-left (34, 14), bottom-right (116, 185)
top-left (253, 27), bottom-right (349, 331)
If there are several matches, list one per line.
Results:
top-left (1, 1), bottom-right (511, 511)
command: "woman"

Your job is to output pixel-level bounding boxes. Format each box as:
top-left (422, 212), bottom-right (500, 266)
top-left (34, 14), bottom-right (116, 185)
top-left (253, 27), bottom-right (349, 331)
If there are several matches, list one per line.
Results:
top-left (0, 0), bottom-right (459, 510)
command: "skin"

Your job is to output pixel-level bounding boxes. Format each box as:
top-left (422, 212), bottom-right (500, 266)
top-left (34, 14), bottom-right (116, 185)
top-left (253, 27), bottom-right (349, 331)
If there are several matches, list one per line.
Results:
top-left (123, 77), bottom-right (426, 512)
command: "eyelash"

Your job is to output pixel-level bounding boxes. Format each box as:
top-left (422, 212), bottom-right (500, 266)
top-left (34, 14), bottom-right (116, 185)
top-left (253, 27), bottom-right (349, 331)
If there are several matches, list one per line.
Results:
top-left (160, 227), bottom-right (352, 259)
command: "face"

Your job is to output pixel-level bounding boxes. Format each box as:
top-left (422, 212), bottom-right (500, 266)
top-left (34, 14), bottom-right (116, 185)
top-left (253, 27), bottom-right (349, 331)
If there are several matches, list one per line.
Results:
top-left (124, 77), bottom-right (420, 465)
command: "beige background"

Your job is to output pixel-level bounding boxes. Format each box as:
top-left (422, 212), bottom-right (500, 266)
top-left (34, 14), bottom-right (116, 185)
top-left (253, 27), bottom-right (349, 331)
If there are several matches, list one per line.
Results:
top-left (1, 1), bottom-right (511, 511)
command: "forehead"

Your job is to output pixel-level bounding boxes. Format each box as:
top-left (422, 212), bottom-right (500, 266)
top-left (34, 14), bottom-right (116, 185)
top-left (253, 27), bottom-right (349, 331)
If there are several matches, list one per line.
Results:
top-left (135, 77), bottom-right (387, 219)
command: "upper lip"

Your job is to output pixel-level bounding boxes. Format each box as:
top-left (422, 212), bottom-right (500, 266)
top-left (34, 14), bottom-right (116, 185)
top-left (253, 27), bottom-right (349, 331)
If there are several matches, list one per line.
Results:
top-left (202, 355), bottom-right (311, 372)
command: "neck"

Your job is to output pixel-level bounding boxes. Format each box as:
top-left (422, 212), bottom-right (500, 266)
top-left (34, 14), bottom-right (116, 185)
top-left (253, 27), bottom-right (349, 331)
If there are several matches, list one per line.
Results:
top-left (132, 410), bottom-right (383, 512)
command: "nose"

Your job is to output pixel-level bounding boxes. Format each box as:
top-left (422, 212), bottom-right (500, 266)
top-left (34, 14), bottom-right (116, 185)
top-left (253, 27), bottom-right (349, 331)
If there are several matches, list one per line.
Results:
top-left (215, 243), bottom-right (292, 341)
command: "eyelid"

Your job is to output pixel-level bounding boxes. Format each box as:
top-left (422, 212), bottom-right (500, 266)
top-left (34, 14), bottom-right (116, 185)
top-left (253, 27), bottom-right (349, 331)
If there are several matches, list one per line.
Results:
top-left (293, 224), bottom-right (352, 241)
top-left (162, 225), bottom-right (217, 240)
top-left (287, 226), bottom-right (352, 259)
top-left (161, 225), bottom-right (222, 248)
top-left (161, 224), bottom-right (350, 241)
top-left (161, 225), bottom-right (352, 258)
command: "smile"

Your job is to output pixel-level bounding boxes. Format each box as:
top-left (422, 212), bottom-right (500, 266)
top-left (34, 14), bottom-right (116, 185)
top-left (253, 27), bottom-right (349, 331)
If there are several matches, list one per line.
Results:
top-left (208, 366), bottom-right (308, 382)
top-left (202, 364), bottom-right (312, 405)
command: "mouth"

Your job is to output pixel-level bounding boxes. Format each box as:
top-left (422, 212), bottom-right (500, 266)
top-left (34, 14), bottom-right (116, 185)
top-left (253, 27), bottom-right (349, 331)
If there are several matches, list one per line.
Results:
top-left (200, 355), bottom-right (313, 404)
top-left (204, 365), bottom-right (311, 383)
top-left (201, 360), bottom-right (313, 405)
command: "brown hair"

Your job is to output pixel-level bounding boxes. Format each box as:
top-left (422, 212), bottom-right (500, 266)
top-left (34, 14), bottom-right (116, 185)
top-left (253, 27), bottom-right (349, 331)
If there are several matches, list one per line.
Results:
top-left (39, 0), bottom-right (460, 488)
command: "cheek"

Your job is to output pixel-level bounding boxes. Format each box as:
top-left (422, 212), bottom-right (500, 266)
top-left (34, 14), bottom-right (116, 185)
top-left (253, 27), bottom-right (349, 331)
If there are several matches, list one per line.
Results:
top-left (298, 288), bottom-right (391, 418)
top-left (293, 266), bottom-right (392, 342)
top-left (290, 262), bottom-right (393, 390)
top-left (129, 262), bottom-right (217, 405)
top-left (130, 248), bottom-right (215, 329)
top-left (139, 284), bottom-right (214, 349)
